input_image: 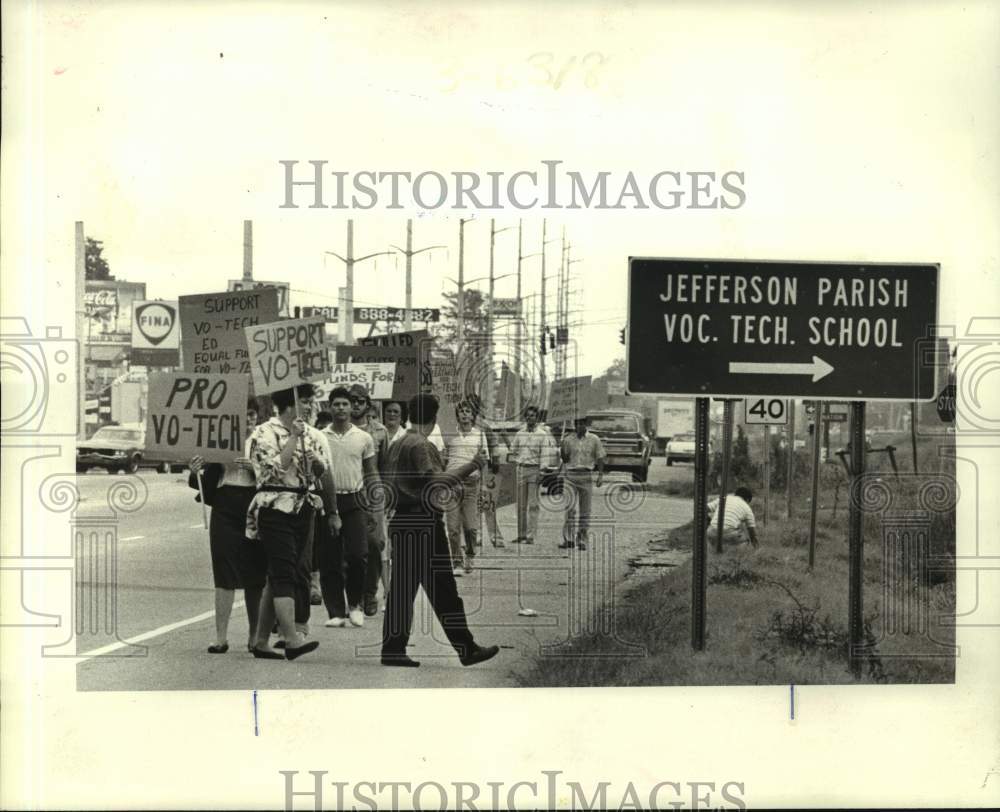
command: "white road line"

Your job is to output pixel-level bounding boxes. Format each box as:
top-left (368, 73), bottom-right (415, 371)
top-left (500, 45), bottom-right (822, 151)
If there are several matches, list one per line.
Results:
top-left (78, 600), bottom-right (245, 660)
top-left (120, 535), bottom-right (145, 541)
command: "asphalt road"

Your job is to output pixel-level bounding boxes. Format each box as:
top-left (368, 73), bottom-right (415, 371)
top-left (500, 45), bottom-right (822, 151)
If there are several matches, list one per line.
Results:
top-left (76, 463), bottom-right (694, 691)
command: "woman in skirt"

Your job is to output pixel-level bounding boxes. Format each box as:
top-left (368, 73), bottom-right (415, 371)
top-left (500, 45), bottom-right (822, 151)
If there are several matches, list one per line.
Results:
top-left (188, 398), bottom-right (267, 653)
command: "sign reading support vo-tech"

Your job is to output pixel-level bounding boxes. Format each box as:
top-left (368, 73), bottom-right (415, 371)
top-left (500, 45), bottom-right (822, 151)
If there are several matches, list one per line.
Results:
top-left (627, 259), bottom-right (939, 401)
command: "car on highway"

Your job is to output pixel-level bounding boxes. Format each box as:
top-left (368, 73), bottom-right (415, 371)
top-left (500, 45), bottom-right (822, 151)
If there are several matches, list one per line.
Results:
top-left (665, 432), bottom-right (714, 465)
top-left (585, 410), bottom-right (652, 483)
top-left (76, 424), bottom-right (186, 474)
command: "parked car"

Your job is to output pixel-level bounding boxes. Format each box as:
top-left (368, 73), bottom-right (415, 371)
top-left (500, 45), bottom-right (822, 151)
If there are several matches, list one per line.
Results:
top-left (551, 409), bottom-right (652, 484)
top-left (665, 432), bottom-right (714, 465)
top-left (76, 424), bottom-right (185, 474)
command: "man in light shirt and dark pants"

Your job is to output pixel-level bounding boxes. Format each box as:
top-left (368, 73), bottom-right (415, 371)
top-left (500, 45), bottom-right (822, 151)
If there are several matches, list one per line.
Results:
top-left (509, 405), bottom-right (556, 545)
top-left (318, 386), bottom-right (381, 629)
top-left (559, 416), bottom-right (606, 551)
top-left (707, 486), bottom-right (759, 549)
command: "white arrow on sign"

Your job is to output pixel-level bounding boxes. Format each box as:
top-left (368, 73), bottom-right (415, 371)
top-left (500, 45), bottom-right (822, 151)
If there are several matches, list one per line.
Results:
top-left (729, 355), bottom-right (834, 383)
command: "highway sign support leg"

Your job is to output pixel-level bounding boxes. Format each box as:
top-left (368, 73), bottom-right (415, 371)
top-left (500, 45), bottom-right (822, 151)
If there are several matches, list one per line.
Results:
top-left (716, 399), bottom-right (735, 554)
top-left (848, 400), bottom-right (866, 679)
top-left (808, 401), bottom-right (822, 571)
top-left (763, 424), bottom-right (771, 527)
top-left (692, 397), bottom-right (710, 651)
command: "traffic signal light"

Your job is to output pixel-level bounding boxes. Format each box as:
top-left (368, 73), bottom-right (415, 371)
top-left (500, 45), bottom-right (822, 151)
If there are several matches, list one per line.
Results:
top-left (619, 327), bottom-right (626, 345)
top-left (539, 334), bottom-right (547, 355)
top-left (549, 332), bottom-right (556, 350)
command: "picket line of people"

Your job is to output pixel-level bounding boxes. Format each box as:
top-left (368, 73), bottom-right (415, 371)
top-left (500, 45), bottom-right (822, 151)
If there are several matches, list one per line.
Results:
top-left (190, 382), bottom-right (609, 667)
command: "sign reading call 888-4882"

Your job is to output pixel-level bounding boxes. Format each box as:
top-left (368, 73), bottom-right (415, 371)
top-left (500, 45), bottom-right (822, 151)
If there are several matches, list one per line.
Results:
top-left (626, 258), bottom-right (939, 401)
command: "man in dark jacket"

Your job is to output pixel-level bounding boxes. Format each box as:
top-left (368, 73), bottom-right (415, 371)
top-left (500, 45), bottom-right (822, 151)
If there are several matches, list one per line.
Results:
top-left (380, 393), bottom-right (500, 668)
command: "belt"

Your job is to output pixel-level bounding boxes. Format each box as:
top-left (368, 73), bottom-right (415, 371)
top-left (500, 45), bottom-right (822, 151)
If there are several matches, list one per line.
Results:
top-left (567, 467), bottom-right (593, 472)
top-left (258, 484), bottom-right (316, 495)
top-left (517, 463), bottom-right (540, 467)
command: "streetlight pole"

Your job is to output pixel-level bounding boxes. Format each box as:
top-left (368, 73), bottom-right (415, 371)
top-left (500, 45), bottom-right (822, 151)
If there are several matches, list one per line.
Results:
top-left (324, 219), bottom-right (394, 344)
top-left (515, 220), bottom-right (524, 415)
top-left (391, 219), bottom-right (445, 332)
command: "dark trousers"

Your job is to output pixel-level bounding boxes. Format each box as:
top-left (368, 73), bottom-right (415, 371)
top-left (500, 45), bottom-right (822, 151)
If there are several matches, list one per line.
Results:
top-left (258, 506), bottom-right (314, 623)
top-left (316, 494), bottom-right (369, 618)
top-left (381, 508), bottom-right (476, 658)
top-left (364, 511), bottom-right (384, 601)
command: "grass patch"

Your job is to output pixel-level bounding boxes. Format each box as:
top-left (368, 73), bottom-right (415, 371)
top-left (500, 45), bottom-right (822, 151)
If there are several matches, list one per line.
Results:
top-left (518, 463), bottom-right (956, 687)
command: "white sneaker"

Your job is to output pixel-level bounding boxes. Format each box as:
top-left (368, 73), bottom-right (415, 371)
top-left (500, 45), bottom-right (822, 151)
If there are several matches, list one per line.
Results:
top-left (348, 606), bottom-right (365, 627)
top-left (324, 616), bottom-right (347, 628)
top-left (453, 566), bottom-right (464, 577)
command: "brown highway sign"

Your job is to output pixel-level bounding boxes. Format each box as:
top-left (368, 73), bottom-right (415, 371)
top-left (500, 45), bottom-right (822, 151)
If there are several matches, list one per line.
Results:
top-left (626, 258), bottom-right (939, 401)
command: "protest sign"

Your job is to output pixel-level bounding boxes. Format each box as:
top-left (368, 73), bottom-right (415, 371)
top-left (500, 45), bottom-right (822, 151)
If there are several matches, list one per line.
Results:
top-left (358, 329), bottom-right (430, 349)
top-left (322, 363), bottom-right (397, 400)
top-left (547, 375), bottom-right (593, 423)
top-left (228, 279), bottom-right (291, 317)
top-left (335, 345), bottom-right (417, 400)
top-left (145, 372), bottom-right (249, 463)
top-left (479, 463), bottom-right (516, 512)
top-left (179, 288), bottom-right (280, 375)
top-left (244, 316), bottom-right (332, 393)
top-left (421, 346), bottom-right (463, 438)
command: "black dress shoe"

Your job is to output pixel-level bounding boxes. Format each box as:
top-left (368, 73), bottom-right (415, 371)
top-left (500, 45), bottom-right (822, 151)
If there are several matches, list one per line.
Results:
top-left (207, 643), bottom-right (229, 654)
top-left (363, 595), bottom-right (379, 617)
top-left (251, 647), bottom-right (284, 660)
top-left (284, 640), bottom-right (320, 661)
top-left (381, 654), bottom-right (420, 668)
top-left (460, 644), bottom-right (500, 667)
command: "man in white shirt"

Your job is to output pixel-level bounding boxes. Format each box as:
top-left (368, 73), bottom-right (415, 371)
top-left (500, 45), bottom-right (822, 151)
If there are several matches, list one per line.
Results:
top-left (707, 486), bottom-right (759, 549)
top-left (318, 386), bottom-right (381, 628)
top-left (509, 405), bottom-right (556, 544)
top-left (443, 399), bottom-right (488, 574)
top-left (559, 416), bottom-right (606, 551)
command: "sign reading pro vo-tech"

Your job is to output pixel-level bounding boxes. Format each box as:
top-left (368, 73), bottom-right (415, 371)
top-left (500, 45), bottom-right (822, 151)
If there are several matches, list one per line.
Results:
top-left (627, 259), bottom-right (939, 401)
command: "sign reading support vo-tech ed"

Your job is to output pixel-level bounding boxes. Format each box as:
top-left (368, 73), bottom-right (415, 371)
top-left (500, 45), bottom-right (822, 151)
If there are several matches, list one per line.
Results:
top-left (627, 259), bottom-right (939, 401)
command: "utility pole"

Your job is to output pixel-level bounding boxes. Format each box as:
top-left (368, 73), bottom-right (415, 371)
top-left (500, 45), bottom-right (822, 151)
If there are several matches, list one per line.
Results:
top-left (486, 220), bottom-right (517, 419)
top-left (76, 221), bottom-right (87, 440)
top-left (324, 219), bottom-right (393, 344)
top-left (538, 219), bottom-right (559, 411)
top-left (564, 245), bottom-right (582, 381)
top-left (540, 219), bottom-right (548, 409)
top-left (515, 220), bottom-right (524, 415)
top-left (456, 217), bottom-right (474, 345)
top-left (242, 220), bottom-right (253, 281)
top-left (391, 219), bottom-right (444, 332)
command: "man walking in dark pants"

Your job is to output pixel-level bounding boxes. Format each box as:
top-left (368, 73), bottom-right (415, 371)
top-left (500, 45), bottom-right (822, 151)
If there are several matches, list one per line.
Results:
top-left (318, 387), bottom-right (380, 629)
top-left (348, 383), bottom-right (388, 617)
top-left (380, 393), bottom-right (500, 668)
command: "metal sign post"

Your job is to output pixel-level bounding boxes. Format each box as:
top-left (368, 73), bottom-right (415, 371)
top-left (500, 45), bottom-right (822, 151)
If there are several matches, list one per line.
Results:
top-left (848, 401), bottom-right (866, 679)
top-left (808, 401), bottom-right (822, 570)
top-left (692, 397), bottom-right (710, 651)
top-left (762, 424), bottom-right (771, 527)
top-left (715, 399), bottom-right (735, 553)
top-left (786, 398), bottom-right (796, 519)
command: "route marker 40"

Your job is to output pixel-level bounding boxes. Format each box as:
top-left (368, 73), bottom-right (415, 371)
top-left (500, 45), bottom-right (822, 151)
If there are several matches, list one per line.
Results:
top-left (745, 397), bottom-right (787, 425)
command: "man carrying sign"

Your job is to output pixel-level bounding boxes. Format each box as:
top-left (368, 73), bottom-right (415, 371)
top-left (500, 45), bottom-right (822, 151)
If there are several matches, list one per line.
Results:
top-left (247, 384), bottom-right (340, 661)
